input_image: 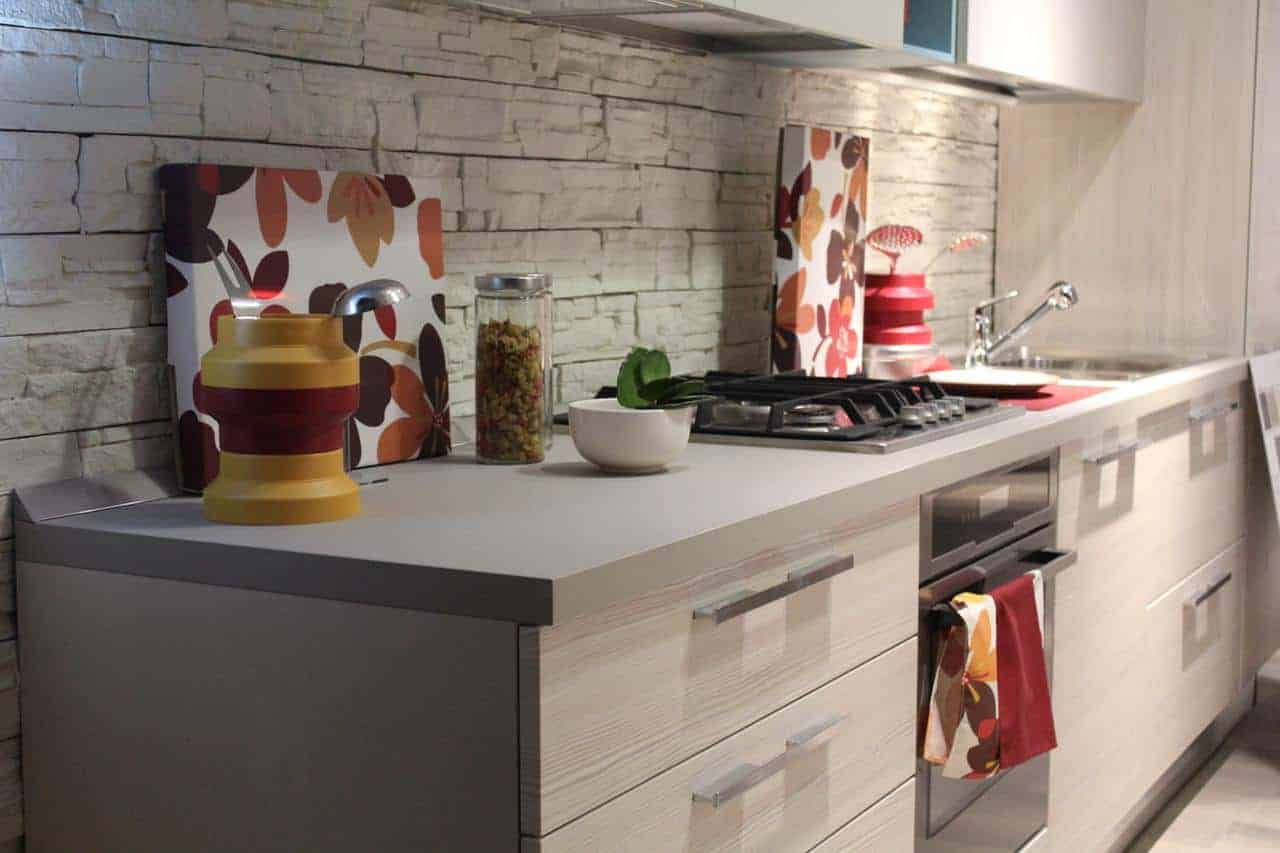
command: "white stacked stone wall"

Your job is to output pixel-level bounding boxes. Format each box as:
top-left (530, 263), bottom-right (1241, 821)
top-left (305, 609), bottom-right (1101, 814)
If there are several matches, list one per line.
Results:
top-left (0, 1), bottom-right (999, 842)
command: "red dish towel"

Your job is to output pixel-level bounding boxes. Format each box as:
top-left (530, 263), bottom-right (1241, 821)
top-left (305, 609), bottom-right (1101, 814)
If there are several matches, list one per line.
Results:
top-left (992, 573), bottom-right (1057, 768)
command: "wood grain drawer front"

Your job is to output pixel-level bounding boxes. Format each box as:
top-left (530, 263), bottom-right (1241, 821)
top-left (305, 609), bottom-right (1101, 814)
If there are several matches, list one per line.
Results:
top-left (1058, 385), bottom-right (1246, 606)
top-left (809, 779), bottom-right (914, 852)
top-left (520, 500), bottom-right (918, 836)
top-left (1139, 539), bottom-right (1245, 785)
top-left (527, 640), bottom-right (916, 853)
top-left (1047, 540), bottom-right (1245, 853)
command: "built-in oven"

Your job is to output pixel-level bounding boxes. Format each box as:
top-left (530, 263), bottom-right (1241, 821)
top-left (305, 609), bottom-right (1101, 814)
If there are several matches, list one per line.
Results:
top-left (916, 451), bottom-right (1075, 852)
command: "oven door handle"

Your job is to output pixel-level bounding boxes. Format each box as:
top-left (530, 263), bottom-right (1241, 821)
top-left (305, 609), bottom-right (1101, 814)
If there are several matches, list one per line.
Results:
top-left (927, 548), bottom-right (1076, 627)
top-left (692, 554), bottom-right (855, 625)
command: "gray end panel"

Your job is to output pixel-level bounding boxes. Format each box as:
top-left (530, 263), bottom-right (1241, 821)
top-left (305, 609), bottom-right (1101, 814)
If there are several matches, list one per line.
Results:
top-left (18, 561), bottom-right (518, 852)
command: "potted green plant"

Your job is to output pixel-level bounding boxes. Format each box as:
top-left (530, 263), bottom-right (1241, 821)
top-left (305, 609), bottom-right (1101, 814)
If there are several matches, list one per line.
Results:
top-left (568, 348), bottom-right (714, 474)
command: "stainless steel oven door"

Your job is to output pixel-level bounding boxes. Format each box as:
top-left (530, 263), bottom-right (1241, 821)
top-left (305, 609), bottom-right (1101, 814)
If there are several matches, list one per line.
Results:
top-left (921, 451), bottom-right (1059, 584)
top-left (916, 528), bottom-right (1076, 852)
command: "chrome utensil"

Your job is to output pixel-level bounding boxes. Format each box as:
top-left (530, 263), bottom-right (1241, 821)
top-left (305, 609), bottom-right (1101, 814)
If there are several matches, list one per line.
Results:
top-left (205, 238), bottom-right (258, 318)
top-left (330, 279), bottom-right (410, 317)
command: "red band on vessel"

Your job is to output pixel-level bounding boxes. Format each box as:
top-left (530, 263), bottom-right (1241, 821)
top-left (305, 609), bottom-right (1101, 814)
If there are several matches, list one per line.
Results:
top-left (201, 385), bottom-right (360, 455)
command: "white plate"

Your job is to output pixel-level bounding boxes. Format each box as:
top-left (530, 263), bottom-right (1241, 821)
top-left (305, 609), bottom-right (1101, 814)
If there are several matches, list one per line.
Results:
top-left (927, 367), bottom-right (1060, 397)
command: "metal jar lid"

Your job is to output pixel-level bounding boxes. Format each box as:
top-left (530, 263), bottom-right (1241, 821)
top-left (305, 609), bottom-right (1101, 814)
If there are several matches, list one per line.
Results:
top-left (474, 273), bottom-right (552, 293)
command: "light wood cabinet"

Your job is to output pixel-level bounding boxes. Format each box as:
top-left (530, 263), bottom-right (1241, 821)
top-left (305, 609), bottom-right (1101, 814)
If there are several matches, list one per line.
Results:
top-left (964, 0), bottom-right (1146, 100)
top-left (809, 780), bottom-right (914, 852)
top-left (1057, 386), bottom-right (1246, 608)
top-left (1048, 388), bottom-right (1248, 852)
top-left (526, 640), bottom-right (915, 852)
top-left (520, 501), bottom-right (918, 835)
top-left (1139, 540), bottom-right (1245, 776)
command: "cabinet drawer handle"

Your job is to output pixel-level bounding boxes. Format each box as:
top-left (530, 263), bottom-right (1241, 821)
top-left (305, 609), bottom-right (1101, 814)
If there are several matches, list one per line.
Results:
top-left (1187, 572), bottom-right (1233, 608)
top-left (1188, 400), bottom-right (1239, 423)
top-left (1082, 437), bottom-right (1151, 465)
top-left (785, 713), bottom-right (847, 749)
top-left (692, 715), bottom-right (846, 807)
top-left (691, 761), bottom-right (767, 808)
top-left (692, 555), bottom-right (856, 625)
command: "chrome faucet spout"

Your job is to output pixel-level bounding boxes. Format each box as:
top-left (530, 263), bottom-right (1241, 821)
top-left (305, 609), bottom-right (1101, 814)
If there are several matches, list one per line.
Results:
top-left (966, 281), bottom-right (1078, 367)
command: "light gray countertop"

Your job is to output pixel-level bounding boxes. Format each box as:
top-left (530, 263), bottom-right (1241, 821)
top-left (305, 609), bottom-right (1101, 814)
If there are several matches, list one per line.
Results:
top-left (17, 358), bottom-right (1249, 625)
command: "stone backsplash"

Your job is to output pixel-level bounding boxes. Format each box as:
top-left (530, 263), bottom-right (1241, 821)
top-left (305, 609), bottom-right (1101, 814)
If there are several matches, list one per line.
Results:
top-left (0, 3), bottom-right (998, 841)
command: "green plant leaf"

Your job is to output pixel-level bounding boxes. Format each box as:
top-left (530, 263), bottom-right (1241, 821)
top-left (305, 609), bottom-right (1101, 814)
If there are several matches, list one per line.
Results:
top-left (654, 394), bottom-right (716, 410)
top-left (617, 348), bottom-right (660, 408)
top-left (638, 349), bottom-right (670, 386)
top-left (637, 376), bottom-right (700, 402)
top-left (617, 350), bottom-right (709, 409)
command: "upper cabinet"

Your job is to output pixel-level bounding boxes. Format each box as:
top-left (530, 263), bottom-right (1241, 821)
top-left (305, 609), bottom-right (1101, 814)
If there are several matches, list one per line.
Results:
top-left (954, 0), bottom-right (1147, 101)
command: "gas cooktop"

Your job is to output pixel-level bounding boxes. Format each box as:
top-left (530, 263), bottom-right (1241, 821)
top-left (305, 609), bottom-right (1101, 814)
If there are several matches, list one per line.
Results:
top-left (692, 372), bottom-right (1023, 453)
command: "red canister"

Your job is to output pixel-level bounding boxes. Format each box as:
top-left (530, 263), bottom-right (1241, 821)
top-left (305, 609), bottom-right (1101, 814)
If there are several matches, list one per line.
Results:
top-left (864, 273), bottom-right (935, 346)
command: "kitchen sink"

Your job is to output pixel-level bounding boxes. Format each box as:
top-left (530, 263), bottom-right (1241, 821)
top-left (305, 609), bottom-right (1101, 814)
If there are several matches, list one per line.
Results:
top-left (989, 348), bottom-right (1215, 382)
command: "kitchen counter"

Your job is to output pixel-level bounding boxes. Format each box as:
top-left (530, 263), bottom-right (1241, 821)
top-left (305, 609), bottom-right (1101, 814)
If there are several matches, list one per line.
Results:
top-left (16, 357), bottom-right (1248, 625)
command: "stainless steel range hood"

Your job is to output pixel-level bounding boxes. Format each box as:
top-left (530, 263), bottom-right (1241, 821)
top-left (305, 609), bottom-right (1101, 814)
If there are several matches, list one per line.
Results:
top-left (458, 0), bottom-right (1145, 104)
top-left (462, 0), bottom-right (900, 54)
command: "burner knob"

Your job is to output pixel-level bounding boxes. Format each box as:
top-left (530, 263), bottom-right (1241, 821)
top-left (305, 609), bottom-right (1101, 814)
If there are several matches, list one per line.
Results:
top-left (899, 405), bottom-right (928, 427)
top-left (931, 401), bottom-right (952, 421)
top-left (943, 397), bottom-right (966, 418)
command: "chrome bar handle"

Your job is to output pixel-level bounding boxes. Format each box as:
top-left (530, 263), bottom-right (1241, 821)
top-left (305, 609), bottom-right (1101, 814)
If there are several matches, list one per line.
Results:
top-left (1188, 400), bottom-right (1239, 423)
top-left (693, 714), bottom-right (847, 808)
top-left (691, 762), bottom-right (766, 808)
top-left (692, 555), bottom-right (855, 625)
top-left (1187, 573), bottom-right (1233, 608)
top-left (785, 714), bottom-right (847, 750)
top-left (1082, 437), bottom-right (1151, 465)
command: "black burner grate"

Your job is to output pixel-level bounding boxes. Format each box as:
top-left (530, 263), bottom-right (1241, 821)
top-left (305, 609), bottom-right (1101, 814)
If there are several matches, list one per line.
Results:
top-left (692, 371), bottom-right (973, 442)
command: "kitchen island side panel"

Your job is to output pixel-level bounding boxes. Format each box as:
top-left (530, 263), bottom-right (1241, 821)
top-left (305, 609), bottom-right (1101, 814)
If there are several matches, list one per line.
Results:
top-left (16, 560), bottom-right (519, 853)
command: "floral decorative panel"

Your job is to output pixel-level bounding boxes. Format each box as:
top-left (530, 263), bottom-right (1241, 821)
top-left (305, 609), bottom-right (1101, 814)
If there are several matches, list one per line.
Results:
top-left (772, 126), bottom-right (869, 377)
top-left (160, 164), bottom-right (450, 492)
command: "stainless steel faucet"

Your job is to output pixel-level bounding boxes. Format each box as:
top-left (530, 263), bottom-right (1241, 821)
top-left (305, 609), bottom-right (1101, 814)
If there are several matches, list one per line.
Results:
top-left (966, 281), bottom-right (1079, 367)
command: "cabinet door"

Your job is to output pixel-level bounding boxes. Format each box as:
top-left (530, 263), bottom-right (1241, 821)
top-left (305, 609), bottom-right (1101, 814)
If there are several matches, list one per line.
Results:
top-left (735, 0), bottom-right (904, 48)
top-left (963, 0), bottom-right (1146, 100)
top-left (1049, 388), bottom-right (1248, 852)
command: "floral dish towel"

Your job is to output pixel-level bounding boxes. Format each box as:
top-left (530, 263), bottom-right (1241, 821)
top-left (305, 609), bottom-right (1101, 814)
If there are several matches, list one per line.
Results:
top-left (923, 591), bottom-right (1001, 779)
top-left (924, 571), bottom-right (1053, 780)
top-left (160, 165), bottom-right (451, 492)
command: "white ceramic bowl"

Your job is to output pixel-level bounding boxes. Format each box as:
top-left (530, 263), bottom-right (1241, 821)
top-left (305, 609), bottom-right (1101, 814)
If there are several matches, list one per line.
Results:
top-left (568, 398), bottom-right (696, 474)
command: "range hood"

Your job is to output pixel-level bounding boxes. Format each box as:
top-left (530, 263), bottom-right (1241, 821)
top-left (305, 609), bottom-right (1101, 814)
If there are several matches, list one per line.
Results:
top-left (463, 0), bottom-right (899, 54)
top-left (460, 0), bottom-right (1144, 104)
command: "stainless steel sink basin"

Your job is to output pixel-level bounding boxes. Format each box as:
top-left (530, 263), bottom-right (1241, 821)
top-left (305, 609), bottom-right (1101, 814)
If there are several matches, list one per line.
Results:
top-left (990, 348), bottom-right (1214, 382)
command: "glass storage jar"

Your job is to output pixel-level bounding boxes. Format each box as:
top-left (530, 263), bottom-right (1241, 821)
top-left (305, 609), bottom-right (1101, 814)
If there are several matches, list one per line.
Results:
top-left (474, 273), bottom-right (554, 464)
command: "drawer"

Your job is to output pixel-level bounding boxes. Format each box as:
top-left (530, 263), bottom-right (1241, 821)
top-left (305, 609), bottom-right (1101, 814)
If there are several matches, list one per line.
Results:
top-left (809, 780), bottom-right (914, 852)
top-left (520, 501), bottom-right (918, 836)
top-left (1138, 539), bottom-right (1244, 786)
top-left (1047, 540), bottom-right (1245, 853)
top-left (1058, 385), bottom-right (1246, 608)
top-left (526, 639), bottom-right (916, 852)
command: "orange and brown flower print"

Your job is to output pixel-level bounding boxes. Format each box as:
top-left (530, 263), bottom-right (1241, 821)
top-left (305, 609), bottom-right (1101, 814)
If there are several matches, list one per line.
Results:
top-left (255, 168), bottom-right (322, 248)
top-left (328, 173), bottom-right (396, 267)
top-left (771, 125), bottom-right (869, 376)
top-left (923, 592), bottom-right (1002, 780)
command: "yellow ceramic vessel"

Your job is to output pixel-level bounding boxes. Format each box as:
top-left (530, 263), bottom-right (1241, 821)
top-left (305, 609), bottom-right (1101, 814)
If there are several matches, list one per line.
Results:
top-left (200, 315), bottom-right (361, 525)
